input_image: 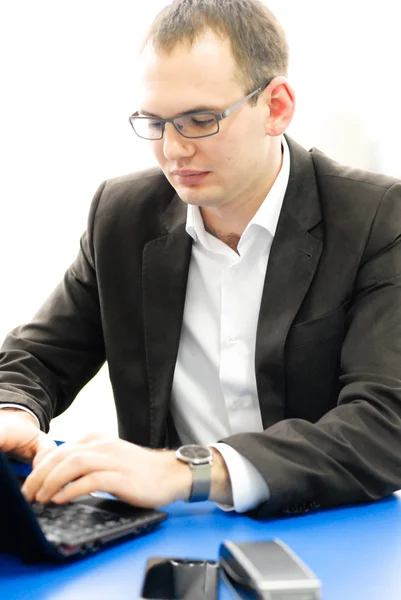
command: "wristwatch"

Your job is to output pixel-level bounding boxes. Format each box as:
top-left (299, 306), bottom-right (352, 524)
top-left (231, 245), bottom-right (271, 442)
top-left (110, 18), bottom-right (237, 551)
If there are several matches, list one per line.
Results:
top-left (175, 444), bottom-right (213, 502)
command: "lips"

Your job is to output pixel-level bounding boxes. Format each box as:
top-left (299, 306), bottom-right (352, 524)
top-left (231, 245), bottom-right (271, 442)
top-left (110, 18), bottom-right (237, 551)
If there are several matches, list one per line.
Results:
top-left (172, 170), bottom-right (209, 176)
top-left (171, 170), bottom-right (211, 186)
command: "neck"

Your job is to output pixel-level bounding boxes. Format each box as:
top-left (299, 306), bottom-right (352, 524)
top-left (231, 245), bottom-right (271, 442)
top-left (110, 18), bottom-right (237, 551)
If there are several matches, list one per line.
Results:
top-left (200, 142), bottom-right (283, 252)
top-left (203, 224), bottom-right (242, 254)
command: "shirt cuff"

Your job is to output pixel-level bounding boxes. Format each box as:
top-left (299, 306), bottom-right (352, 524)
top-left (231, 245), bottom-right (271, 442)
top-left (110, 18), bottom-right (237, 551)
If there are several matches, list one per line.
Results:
top-left (209, 442), bottom-right (270, 513)
top-left (0, 403), bottom-right (41, 428)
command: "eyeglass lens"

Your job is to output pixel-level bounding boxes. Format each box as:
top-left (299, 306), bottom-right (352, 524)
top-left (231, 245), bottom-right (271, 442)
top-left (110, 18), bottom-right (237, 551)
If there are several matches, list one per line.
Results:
top-left (133, 113), bottom-right (219, 139)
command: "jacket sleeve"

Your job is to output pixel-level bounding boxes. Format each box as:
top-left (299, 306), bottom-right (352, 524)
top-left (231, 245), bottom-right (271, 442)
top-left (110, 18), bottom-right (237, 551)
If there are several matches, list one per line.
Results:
top-left (0, 183), bottom-right (106, 432)
top-left (222, 182), bottom-right (401, 518)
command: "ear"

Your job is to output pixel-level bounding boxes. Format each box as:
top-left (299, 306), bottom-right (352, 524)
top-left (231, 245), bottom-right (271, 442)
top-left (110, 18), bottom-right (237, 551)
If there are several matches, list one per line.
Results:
top-left (262, 76), bottom-right (296, 136)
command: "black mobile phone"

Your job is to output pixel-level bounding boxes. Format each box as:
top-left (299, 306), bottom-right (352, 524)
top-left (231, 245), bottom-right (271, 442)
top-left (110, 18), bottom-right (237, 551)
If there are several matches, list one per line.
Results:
top-left (139, 557), bottom-right (219, 600)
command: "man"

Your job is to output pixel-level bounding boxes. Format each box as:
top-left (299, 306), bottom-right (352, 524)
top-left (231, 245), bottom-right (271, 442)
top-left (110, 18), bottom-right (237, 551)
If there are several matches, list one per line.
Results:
top-left (1, 0), bottom-right (401, 518)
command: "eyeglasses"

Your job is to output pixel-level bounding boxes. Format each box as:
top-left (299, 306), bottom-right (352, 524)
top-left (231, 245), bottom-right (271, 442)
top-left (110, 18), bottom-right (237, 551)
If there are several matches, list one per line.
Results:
top-left (128, 78), bottom-right (273, 140)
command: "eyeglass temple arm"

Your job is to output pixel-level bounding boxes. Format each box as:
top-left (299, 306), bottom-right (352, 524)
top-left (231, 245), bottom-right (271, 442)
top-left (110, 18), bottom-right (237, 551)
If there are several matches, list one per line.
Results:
top-left (220, 78), bottom-right (273, 120)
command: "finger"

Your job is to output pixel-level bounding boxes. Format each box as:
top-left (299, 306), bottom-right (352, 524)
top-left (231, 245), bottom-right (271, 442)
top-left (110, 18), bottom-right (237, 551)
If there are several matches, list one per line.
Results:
top-left (33, 451), bottom-right (111, 504)
top-left (32, 447), bottom-right (56, 468)
top-left (77, 432), bottom-right (106, 444)
top-left (32, 435), bottom-right (58, 467)
top-left (36, 433), bottom-right (58, 453)
top-left (22, 439), bottom-right (114, 502)
top-left (51, 471), bottom-right (111, 504)
top-left (21, 443), bottom-right (73, 501)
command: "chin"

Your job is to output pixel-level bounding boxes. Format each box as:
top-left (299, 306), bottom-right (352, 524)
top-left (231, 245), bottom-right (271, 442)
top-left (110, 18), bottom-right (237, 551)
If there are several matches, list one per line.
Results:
top-left (179, 193), bottom-right (220, 208)
top-left (175, 185), bottom-right (221, 207)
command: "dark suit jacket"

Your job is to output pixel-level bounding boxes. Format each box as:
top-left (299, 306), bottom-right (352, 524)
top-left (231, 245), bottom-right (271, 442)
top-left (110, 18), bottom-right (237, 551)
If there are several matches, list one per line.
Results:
top-left (2, 136), bottom-right (401, 517)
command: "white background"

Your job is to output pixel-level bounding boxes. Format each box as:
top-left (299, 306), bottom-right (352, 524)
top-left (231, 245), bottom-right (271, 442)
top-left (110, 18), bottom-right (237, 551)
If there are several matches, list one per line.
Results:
top-left (1, 1), bottom-right (400, 440)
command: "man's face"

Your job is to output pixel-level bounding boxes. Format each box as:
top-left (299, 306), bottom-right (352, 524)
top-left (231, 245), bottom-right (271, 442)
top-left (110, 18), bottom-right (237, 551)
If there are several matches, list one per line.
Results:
top-left (137, 31), bottom-right (273, 209)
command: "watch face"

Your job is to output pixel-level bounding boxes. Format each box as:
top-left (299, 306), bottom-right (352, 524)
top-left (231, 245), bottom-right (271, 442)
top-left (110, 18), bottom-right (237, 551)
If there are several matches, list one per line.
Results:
top-left (177, 445), bottom-right (212, 462)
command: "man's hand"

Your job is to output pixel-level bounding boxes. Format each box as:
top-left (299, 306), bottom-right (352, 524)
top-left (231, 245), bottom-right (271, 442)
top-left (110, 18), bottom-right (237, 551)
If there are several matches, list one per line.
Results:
top-left (21, 433), bottom-right (234, 508)
top-left (0, 409), bottom-right (56, 462)
top-left (22, 433), bottom-right (193, 508)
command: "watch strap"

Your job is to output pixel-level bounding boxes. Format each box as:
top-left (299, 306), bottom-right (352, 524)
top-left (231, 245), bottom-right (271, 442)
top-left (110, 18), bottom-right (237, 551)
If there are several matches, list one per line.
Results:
top-left (188, 462), bottom-right (211, 502)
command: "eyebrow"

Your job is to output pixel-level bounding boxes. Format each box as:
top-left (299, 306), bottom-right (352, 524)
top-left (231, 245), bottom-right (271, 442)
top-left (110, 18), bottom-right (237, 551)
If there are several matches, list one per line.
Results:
top-left (139, 106), bottom-right (219, 118)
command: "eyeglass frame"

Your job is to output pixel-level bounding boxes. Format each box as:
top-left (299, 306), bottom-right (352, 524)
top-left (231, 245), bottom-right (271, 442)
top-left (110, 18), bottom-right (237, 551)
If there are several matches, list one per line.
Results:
top-left (128, 77), bottom-right (274, 140)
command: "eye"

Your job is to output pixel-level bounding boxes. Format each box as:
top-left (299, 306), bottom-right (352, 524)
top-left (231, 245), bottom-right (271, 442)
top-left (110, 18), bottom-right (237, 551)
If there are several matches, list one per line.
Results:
top-left (148, 119), bottom-right (163, 130)
top-left (190, 116), bottom-right (216, 128)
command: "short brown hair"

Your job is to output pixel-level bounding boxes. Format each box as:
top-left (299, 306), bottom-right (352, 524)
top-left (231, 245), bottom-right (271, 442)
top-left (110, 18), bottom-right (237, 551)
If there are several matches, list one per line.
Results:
top-left (141, 0), bottom-right (289, 104)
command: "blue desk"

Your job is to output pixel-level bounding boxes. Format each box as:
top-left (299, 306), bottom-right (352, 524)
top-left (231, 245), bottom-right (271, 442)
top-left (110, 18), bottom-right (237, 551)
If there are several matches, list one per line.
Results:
top-left (1, 491), bottom-right (401, 599)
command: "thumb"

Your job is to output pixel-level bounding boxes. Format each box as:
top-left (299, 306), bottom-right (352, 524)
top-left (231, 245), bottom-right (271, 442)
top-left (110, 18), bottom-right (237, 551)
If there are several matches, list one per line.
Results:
top-left (32, 434), bottom-right (58, 467)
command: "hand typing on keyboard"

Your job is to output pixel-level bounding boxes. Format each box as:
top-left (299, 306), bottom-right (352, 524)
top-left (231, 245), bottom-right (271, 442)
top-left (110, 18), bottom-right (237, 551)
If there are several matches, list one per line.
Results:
top-left (20, 433), bottom-right (232, 508)
top-left (0, 409), bottom-right (57, 462)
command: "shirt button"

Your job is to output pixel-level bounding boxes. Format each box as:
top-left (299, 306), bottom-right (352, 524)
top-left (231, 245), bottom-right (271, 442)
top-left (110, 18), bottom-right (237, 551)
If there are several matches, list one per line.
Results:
top-left (228, 335), bottom-right (237, 344)
top-left (232, 399), bottom-right (242, 409)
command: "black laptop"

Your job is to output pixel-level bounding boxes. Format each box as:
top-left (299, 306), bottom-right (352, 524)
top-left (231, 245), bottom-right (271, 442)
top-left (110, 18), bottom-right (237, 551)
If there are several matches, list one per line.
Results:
top-left (0, 449), bottom-right (167, 562)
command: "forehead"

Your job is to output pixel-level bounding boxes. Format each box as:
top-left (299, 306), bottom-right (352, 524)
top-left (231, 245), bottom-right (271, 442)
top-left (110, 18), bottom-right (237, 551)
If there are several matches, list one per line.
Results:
top-left (137, 31), bottom-right (242, 115)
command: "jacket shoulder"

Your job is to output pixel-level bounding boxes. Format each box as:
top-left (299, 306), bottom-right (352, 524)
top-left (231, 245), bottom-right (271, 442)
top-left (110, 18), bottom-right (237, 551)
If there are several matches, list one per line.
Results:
top-left (100, 167), bottom-right (175, 210)
top-left (309, 147), bottom-right (401, 258)
top-left (310, 147), bottom-right (400, 191)
top-left (85, 166), bottom-right (187, 255)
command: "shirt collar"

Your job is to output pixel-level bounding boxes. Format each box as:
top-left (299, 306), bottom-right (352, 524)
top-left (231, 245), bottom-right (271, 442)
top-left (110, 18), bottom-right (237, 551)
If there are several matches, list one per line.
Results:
top-left (185, 135), bottom-right (290, 244)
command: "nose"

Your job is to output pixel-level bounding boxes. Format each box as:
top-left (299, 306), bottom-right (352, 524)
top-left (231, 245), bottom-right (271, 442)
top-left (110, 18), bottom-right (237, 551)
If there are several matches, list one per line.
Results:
top-left (162, 122), bottom-right (196, 161)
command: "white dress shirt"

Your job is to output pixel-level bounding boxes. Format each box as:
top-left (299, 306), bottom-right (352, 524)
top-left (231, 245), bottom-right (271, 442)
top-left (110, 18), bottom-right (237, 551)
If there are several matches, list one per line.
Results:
top-left (171, 137), bottom-right (290, 512)
top-left (3, 138), bottom-right (290, 513)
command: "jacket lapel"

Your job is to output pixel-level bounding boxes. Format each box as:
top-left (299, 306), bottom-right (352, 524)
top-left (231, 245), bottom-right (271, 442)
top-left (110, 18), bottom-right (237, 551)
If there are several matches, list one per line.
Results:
top-left (142, 194), bottom-right (192, 447)
top-left (255, 136), bottom-right (323, 428)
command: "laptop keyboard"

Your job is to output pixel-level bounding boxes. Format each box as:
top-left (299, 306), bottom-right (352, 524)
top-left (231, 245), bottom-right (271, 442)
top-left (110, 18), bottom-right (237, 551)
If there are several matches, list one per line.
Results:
top-left (32, 501), bottom-right (135, 546)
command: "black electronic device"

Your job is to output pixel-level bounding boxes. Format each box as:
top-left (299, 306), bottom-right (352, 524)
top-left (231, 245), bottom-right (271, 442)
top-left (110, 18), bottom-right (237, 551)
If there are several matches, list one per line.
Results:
top-left (0, 449), bottom-right (167, 562)
top-left (139, 557), bottom-right (219, 600)
top-left (219, 539), bottom-right (321, 600)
